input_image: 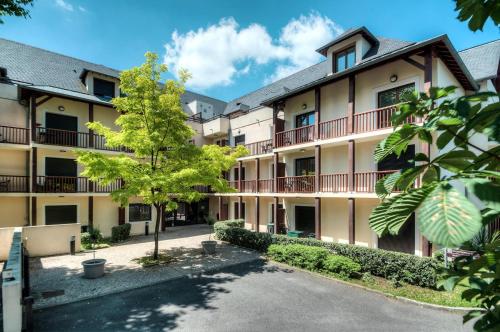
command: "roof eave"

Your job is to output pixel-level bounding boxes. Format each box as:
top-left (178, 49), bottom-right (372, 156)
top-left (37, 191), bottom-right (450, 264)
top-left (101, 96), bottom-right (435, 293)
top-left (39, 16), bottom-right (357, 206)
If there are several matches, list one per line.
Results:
top-left (19, 85), bottom-right (113, 107)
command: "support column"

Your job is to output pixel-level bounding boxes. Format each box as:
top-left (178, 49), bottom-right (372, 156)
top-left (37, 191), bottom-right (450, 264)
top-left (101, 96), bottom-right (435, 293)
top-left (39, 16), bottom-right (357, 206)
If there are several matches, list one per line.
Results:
top-left (348, 140), bottom-right (355, 192)
top-left (118, 206), bottom-right (125, 225)
top-left (315, 197), bottom-right (321, 240)
top-left (272, 103), bottom-right (278, 148)
top-left (314, 87), bottom-right (321, 139)
top-left (88, 103), bottom-right (94, 148)
top-left (238, 196), bottom-right (243, 220)
top-left (88, 196), bottom-right (94, 229)
top-left (218, 196), bottom-right (223, 221)
top-left (255, 158), bottom-right (260, 193)
top-left (348, 198), bottom-right (355, 244)
top-left (273, 196), bottom-right (279, 234)
top-left (315, 145), bottom-right (321, 192)
top-left (31, 197), bottom-right (37, 226)
top-left (255, 196), bottom-right (260, 232)
top-left (30, 95), bottom-right (36, 141)
top-left (273, 152), bottom-right (279, 193)
top-left (347, 75), bottom-right (355, 134)
top-left (31, 147), bottom-right (37, 192)
top-left (238, 160), bottom-right (242, 192)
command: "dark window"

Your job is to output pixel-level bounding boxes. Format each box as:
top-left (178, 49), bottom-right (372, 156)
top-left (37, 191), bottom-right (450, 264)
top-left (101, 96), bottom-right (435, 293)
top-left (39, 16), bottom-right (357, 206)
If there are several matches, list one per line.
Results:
top-left (44, 113), bottom-right (78, 146)
top-left (233, 202), bottom-right (246, 219)
top-left (129, 203), bottom-right (151, 222)
top-left (234, 134), bottom-right (245, 146)
top-left (93, 78), bottom-right (115, 100)
top-left (295, 111), bottom-right (315, 128)
top-left (378, 145), bottom-right (415, 171)
top-left (234, 167), bottom-right (245, 180)
top-left (45, 205), bottom-right (77, 225)
top-left (335, 46), bottom-right (356, 72)
top-left (295, 157), bottom-right (315, 176)
top-left (45, 157), bottom-right (77, 177)
top-left (295, 206), bottom-right (315, 236)
top-left (378, 83), bottom-right (415, 108)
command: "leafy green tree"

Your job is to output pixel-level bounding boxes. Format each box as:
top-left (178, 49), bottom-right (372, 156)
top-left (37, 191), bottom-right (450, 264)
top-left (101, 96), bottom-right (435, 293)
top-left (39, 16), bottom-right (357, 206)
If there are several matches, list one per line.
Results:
top-left (369, 87), bottom-right (499, 331)
top-left (454, 0), bottom-right (500, 31)
top-left (77, 52), bottom-right (246, 259)
top-left (0, 0), bottom-right (34, 24)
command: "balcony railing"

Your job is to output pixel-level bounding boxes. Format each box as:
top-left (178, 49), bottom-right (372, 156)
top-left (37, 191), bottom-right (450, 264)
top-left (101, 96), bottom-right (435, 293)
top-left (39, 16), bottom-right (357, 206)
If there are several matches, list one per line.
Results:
top-left (0, 125), bottom-right (29, 145)
top-left (241, 180), bottom-right (257, 193)
top-left (354, 170), bottom-right (399, 193)
top-left (353, 105), bottom-right (417, 134)
top-left (319, 117), bottom-right (348, 140)
top-left (320, 173), bottom-right (348, 192)
top-left (229, 181), bottom-right (239, 191)
top-left (35, 127), bottom-right (131, 152)
top-left (258, 179), bottom-right (273, 193)
top-left (275, 125), bottom-right (314, 148)
top-left (244, 139), bottom-right (273, 156)
top-left (0, 175), bottom-right (29, 192)
top-left (277, 176), bottom-right (315, 193)
top-left (94, 180), bottom-right (123, 193)
top-left (35, 176), bottom-right (122, 193)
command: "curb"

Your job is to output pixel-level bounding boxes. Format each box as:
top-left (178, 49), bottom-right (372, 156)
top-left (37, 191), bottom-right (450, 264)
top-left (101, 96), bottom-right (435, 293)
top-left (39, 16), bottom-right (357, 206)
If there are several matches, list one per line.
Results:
top-left (268, 260), bottom-right (477, 314)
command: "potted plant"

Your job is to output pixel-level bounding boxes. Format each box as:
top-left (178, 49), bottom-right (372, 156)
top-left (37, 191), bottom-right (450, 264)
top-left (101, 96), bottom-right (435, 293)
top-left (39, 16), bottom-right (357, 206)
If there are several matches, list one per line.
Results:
top-left (201, 216), bottom-right (217, 255)
top-left (82, 229), bottom-right (106, 278)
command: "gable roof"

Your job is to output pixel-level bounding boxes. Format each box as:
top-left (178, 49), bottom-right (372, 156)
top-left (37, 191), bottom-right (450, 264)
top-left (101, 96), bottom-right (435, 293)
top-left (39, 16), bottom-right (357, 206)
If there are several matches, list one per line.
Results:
top-left (316, 26), bottom-right (378, 56)
top-left (459, 39), bottom-right (500, 81)
top-left (0, 38), bottom-right (227, 112)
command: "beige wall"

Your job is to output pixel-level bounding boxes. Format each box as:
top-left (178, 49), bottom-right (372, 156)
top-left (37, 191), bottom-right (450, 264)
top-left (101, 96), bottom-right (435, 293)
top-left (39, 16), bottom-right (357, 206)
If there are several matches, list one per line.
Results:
top-left (0, 197), bottom-right (28, 227)
top-left (0, 83), bottom-right (27, 128)
top-left (93, 196), bottom-right (119, 237)
top-left (321, 145), bottom-right (348, 173)
top-left (0, 149), bottom-right (28, 175)
top-left (0, 226), bottom-right (15, 261)
top-left (94, 104), bottom-right (120, 131)
top-left (23, 223), bottom-right (81, 257)
top-left (321, 79), bottom-right (349, 121)
top-left (354, 198), bottom-right (378, 248)
top-left (283, 90), bottom-right (315, 132)
top-left (229, 107), bottom-right (273, 145)
top-left (321, 198), bottom-right (349, 243)
top-left (36, 196), bottom-right (89, 226)
top-left (36, 97), bottom-right (89, 133)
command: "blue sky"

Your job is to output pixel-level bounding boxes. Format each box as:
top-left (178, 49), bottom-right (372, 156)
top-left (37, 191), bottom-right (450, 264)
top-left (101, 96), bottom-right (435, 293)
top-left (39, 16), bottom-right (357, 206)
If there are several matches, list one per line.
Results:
top-left (1, 0), bottom-right (498, 101)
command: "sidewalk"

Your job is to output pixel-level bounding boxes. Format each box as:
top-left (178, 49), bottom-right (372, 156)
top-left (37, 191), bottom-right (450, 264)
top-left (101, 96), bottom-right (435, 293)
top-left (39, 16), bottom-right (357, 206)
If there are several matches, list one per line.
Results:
top-left (30, 224), bottom-right (262, 308)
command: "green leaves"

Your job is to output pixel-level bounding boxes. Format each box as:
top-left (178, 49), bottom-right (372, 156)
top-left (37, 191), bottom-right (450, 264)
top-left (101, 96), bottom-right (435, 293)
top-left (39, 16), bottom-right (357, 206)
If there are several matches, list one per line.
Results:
top-left (455, 0), bottom-right (500, 31)
top-left (418, 183), bottom-right (482, 247)
top-left (374, 124), bottom-right (417, 162)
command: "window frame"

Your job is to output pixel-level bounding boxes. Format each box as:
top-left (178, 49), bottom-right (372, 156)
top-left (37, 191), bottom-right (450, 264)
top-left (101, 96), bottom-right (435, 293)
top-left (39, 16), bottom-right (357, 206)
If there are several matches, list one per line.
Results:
top-left (377, 83), bottom-right (416, 108)
top-left (334, 45), bottom-right (356, 73)
top-left (295, 111), bottom-right (315, 128)
top-left (234, 134), bottom-right (246, 146)
top-left (295, 157), bottom-right (315, 176)
top-left (93, 78), bottom-right (116, 99)
top-left (128, 203), bottom-right (152, 222)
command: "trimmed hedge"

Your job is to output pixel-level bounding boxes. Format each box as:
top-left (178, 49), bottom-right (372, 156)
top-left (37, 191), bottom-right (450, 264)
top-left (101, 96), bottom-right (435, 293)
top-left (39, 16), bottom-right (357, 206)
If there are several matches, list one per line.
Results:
top-left (323, 255), bottom-right (361, 278)
top-left (268, 244), bottom-right (329, 271)
top-left (111, 223), bottom-right (131, 242)
top-left (213, 223), bottom-right (439, 288)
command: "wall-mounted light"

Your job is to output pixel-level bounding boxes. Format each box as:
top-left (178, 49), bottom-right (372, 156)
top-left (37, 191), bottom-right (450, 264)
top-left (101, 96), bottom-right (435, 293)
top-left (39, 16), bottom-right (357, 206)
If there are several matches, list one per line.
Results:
top-left (58, 105), bottom-right (65, 112)
top-left (237, 129), bottom-right (241, 134)
top-left (390, 74), bottom-right (398, 83)
top-left (301, 103), bottom-right (307, 110)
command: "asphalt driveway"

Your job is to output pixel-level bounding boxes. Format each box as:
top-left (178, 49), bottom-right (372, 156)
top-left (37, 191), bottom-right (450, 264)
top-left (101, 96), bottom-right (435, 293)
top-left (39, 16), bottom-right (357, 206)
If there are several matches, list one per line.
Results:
top-left (34, 260), bottom-right (472, 332)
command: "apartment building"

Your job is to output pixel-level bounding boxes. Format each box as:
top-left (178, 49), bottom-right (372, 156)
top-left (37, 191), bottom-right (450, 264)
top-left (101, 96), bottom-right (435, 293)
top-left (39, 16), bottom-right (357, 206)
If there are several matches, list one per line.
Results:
top-left (0, 27), bottom-right (498, 256)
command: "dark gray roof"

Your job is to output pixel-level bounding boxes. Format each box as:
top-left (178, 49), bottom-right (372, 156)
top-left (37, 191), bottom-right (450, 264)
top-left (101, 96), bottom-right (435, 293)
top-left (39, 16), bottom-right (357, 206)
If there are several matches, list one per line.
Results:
top-left (223, 37), bottom-right (413, 115)
top-left (459, 39), bottom-right (500, 81)
top-left (0, 38), bottom-right (226, 113)
top-left (316, 26), bottom-right (378, 56)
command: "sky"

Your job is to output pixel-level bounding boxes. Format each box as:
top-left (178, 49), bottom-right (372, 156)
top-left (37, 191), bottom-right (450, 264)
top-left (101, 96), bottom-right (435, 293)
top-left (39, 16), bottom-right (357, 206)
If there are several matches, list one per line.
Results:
top-left (1, 0), bottom-right (498, 102)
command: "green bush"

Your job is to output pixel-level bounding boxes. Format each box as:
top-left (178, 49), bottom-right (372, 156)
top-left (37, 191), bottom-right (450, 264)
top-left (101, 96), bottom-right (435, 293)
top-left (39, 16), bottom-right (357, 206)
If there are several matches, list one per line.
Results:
top-left (323, 255), bottom-right (361, 278)
top-left (111, 223), bottom-right (131, 242)
top-left (267, 244), bottom-right (329, 271)
top-left (81, 227), bottom-right (103, 245)
top-left (215, 223), bottom-right (271, 252)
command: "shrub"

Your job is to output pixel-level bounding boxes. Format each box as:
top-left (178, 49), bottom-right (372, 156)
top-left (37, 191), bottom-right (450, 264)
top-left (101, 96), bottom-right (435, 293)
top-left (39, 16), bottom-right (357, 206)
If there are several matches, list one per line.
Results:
top-left (361, 272), bottom-right (375, 283)
top-left (111, 223), bottom-right (131, 242)
top-left (267, 244), bottom-right (329, 271)
top-left (323, 255), bottom-right (361, 278)
top-left (81, 228), bottom-right (103, 245)
top-left (215, 223), bottom-right (271, 252)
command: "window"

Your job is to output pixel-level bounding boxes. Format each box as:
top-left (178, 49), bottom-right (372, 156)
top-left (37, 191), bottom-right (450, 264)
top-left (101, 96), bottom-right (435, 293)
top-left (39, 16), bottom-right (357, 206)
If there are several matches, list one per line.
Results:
top-left (378, 83), bottom-right (415, 108)
top-left (295, 111), bottom-right (315, 128)
top-left (234, 134), bottom-right (245, 146)
top-left (129, 203), bottom-right (151, 222)
top-left (335, 46), bottom-right (356, 72)
top-left (93, 78), bottom-right (115, 100)
top-left (295, 157), bottom-right (315, 176)
top-left (45, 205), bottom-right (77, 225)
top-left (234, 202), bottom-right (246, 219)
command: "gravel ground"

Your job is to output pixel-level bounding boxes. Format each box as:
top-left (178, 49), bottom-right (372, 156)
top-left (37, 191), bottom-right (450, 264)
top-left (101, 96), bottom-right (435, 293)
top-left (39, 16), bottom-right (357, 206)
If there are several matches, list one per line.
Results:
top-left (30, 224), bottom-right (261, 309)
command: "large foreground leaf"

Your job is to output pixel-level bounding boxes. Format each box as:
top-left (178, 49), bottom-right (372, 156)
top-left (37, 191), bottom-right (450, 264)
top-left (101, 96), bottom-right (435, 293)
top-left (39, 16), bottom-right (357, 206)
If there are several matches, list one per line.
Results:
top-left (418, 183), bottom-right (482, 247)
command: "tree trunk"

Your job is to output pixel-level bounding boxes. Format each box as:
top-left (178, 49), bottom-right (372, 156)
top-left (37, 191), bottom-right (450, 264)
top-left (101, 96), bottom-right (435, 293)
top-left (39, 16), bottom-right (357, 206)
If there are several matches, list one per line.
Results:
top-left (153, 204), bottom-right (161, 260)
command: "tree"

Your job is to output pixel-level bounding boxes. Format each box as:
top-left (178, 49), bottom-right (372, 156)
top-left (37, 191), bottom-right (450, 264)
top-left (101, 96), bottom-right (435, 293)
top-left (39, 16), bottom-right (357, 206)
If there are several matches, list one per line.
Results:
top-left (0, 0), bottom-right (34, 24)
top-left (369, 87), bottom-right (499, 331)
top-left (77, 52), bottom-right (246, 260)
top-left (454, 0), bottom-right (500, 31)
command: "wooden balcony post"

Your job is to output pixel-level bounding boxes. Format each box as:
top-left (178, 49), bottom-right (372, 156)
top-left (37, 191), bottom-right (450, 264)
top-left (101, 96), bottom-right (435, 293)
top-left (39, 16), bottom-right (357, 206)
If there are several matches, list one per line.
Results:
top-left (238, 161), bottom-right (242, 192)
top-left (314, 87), bottom-right (321, 140)
top-left (272, 102), bottom-right (278, 148)
top-left (88, 103), bottom-right (94, 148)
top-left (88, 196), bottom-right (94, 229)
top-left (273, 196), bottom-right (278, 234)
top-left (255, 196), bottom-right (260, 232)
top-left (31, 147), bottom-right (37, 193)
top-left (218, 196), bottom-right (223, 221)
top-left (315, 145), bottom-right (321, 192)
top-left (273, 152), bottom-right (279, 193)
top-left (348, 198), bottom-right (355, 244)
top-left (347, 75), bottom-right (355, 134)
top-left (118, 206), bottom-right (125, 225)
top-left (238, 196), bottom-right (243, 220)
top-left (348, 140), bottom-right (355, 192)
top-left (31, 197), bottom-right (37, 226)
top-left (315, 197), bottom-right (321, 240)
top-left (255, 158), bottom-right (260, 193)
top-left (30, 95), bottom-right (36, 142)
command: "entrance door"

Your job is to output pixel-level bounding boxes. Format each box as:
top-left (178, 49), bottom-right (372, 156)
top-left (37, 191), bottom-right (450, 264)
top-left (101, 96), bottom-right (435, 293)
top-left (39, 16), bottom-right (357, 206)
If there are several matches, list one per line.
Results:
top-left (45, 205), bottom-right (77, 225)
top-left (378, 214), bottom-right (415, 254)
top-left (295, 111), bottom-right (315, 143)
top-left (295, 206), bottom-right (315, 236)
top-left (45, 113), bottom-right (78, 146)
top-left (44, 157), bottom-right (77, 192)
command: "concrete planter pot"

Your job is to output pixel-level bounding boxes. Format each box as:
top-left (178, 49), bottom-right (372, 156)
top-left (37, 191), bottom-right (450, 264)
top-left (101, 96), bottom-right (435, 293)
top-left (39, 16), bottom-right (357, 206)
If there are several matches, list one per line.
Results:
top-left (82, 259), bottom-right (106, 279)
top-left (201, 240), bottom-right (217, 255)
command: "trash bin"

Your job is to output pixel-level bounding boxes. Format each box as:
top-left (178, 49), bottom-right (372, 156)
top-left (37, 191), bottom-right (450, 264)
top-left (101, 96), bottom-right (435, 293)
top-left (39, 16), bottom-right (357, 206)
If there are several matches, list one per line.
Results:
top-left (267, 223), bottom-right (275, 234)
top-left (287, 230), bottom-right (304, 238)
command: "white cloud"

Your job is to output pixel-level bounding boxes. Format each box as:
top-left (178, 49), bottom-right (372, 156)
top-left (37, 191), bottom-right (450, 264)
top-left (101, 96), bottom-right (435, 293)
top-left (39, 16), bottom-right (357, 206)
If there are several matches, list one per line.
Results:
top-left (164, 13), bottom-right (343, 89)
top-left (78, 6), bottom-right (87, 12)
top-left (55, 0), bottom-right (74, 11)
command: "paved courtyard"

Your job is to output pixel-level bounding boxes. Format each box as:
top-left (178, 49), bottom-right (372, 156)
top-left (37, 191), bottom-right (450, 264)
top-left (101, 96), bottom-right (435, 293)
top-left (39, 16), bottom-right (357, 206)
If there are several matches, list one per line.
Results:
top-left (34, 260), bottom-right (473, 332)
top-left (30, 224), bottom-right (261, 308)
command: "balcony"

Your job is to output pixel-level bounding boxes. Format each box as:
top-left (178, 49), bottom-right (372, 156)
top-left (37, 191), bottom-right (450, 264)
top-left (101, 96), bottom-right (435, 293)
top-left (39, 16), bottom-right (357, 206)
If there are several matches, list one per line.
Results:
top-left (35, 127), bottom-right (131, 152)
top-left (244, 139), bottom-right (273, 156)
top-left (258, 179), bottom-right (273, 193)
top-left (319, 117), bottom-right (348, 140)
top-left (275, 125), bottom-right (314, 148)
top-left (0, 175), bottom-right (29, 192)
top-left (277, 176), bottom-right (315, 193)
top-left (0, 125), bottom-right (29, 145)
top-left (35, 176), bottom-right (121, 193)
top-left (354, 170), bottom-right (399, 193)
top-left (202, 115), bottom-right (230, 138)
top-left (320, 173), bottom-right (348, 192)
top-left (353, 105), bottom-right (418, 134)
top-left (240, 180), bottom-right (257, 193)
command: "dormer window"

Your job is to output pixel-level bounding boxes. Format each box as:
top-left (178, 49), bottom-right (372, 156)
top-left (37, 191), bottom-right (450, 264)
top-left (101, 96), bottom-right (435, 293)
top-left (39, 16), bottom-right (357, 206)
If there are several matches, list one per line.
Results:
top-left (334, 46), bottom-right (356, 72)
top-left (93, 78), bottom-right (115, 100)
